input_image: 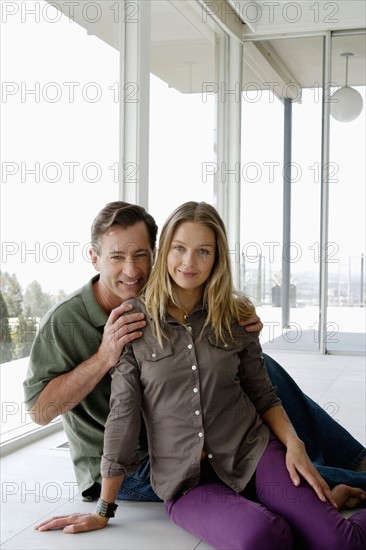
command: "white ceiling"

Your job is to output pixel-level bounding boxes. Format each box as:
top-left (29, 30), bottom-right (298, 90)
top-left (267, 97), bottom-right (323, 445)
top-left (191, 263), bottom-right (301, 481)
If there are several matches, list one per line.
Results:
top-left (150, 1), bottom-right (218, 93)
top-left (233, 0), bottom-right (366, 90)
top-left (228, 0), bottom-right (365, 35)
top-left (50, 0), bottom-right (366, 96)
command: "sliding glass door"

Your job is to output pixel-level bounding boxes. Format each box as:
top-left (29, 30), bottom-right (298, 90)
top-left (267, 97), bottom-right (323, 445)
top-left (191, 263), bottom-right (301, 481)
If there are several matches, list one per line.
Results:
top-left (240, 36), bottom-right (324, 351)
top-left (327, 32), bottom-right (366, 353)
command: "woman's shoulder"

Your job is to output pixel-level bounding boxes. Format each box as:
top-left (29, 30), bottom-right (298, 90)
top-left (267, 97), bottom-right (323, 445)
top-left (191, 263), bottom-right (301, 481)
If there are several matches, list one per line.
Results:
top-left (123, 297), bottom-right (147, 314)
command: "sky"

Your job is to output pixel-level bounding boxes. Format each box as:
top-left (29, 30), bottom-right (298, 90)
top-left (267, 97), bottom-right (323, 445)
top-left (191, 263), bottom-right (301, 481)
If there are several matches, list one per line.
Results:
top-left (1, 0), bottom-right (365, 297)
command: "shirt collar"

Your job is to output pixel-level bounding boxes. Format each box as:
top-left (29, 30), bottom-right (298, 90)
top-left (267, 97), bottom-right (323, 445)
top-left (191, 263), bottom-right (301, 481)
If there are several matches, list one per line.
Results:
top-left (81, 275), bottom-right (108, 328)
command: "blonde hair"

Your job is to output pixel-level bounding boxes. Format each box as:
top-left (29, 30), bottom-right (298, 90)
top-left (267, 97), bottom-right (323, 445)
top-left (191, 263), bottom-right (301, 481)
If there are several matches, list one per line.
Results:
top-left (143, 201), bottom-right (255, 346)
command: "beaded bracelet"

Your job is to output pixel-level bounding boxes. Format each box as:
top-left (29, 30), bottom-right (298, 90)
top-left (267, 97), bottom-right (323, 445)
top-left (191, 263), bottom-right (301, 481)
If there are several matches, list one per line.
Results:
top-left (95, 497), bottom-right (118, 518)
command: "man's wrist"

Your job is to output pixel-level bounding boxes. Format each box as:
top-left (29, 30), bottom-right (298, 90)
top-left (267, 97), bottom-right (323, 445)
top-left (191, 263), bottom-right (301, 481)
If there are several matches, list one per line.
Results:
top-left (95, 498), bottom-right (118, 518)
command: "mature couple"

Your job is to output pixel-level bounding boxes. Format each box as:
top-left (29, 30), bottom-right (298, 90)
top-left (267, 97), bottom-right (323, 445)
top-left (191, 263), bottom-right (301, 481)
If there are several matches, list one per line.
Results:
top-left (24, 201), bottom-right (366, 548)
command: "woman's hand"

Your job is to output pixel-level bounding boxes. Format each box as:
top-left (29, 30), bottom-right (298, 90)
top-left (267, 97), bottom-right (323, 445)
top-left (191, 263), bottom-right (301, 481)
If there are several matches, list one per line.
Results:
top-left (285, 440), bottom-right (337, 508)
top-left (261, 406), bottom-right (337, 508)
top-left (35, 512), bottom-right (109, 533)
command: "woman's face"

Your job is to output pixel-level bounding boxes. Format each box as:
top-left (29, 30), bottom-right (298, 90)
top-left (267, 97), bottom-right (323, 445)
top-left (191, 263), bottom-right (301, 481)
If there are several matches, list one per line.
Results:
top-left (167, 222), bottom-right (216, 295)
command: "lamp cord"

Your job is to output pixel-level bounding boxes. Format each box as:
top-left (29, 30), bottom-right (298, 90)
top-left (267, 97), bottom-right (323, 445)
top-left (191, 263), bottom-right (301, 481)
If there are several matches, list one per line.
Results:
top-left (345, 55), bottom-right (349, 87)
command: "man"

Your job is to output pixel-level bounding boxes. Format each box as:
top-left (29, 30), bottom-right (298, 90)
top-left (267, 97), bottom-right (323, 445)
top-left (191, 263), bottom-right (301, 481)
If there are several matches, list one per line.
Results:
top-left (24, 202), bottom-right (160, 501)
top-left (24, 201), bottom-right (366, 506)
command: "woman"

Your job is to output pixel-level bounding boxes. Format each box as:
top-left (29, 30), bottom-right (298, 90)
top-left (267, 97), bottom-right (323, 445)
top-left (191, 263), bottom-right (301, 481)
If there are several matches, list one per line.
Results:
top-left (37, 202), bottom-right (366, 548)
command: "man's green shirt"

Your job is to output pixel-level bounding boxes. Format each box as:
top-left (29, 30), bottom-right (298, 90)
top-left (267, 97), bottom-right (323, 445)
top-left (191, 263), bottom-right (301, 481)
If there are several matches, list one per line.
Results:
top-left (23, 275), bottom-right (146, 500)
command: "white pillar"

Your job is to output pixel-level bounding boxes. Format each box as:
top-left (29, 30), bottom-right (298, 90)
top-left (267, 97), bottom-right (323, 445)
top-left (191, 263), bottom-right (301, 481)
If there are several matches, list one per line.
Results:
top-left (119, 0), bottom-right (151, 207)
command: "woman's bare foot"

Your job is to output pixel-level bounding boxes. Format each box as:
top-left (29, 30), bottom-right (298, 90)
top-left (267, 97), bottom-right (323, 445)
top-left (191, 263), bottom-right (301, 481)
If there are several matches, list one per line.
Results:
top-left (331, 484), bottom-right (366, 511)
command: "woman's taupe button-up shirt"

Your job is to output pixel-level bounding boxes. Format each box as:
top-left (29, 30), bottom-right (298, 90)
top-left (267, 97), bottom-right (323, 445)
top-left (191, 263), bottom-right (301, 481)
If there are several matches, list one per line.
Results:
top-left (101, 299), bottom-right (281, 501)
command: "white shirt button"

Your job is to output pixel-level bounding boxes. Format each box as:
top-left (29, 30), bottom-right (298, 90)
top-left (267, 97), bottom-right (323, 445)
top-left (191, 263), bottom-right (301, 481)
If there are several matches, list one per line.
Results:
top-left (193, 387), bottom-right (198, 393)
top-left (192, 365), bottom-right (197, 371)
top-left (187, 326), bottom-right (192, 331)
top-left (198, 432), bottom-right (203, 438)
top-left (208, 454), bottom-right (213, 459)
top-left (188, 344), bottom-right (193, 349)
top-left (151, 353), bottom-right (156, 358)
top-left (195, 410), bottom-right (200, 416)
top-left (224, 343), bottom-right (228, 348)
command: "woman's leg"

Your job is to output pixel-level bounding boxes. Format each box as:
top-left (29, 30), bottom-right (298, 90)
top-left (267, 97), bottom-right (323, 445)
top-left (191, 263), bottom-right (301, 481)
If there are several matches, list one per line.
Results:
top-left (165, 482), bottom-right (292, 550)
top-left (263, 353), bottom-right (366, 476)
top-left (255, 434), bottom-right (366, 550)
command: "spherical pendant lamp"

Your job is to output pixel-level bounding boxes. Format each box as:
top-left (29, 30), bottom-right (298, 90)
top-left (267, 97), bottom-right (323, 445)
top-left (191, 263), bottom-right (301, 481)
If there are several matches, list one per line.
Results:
top-left (331, 53), bottom-right (363, 123)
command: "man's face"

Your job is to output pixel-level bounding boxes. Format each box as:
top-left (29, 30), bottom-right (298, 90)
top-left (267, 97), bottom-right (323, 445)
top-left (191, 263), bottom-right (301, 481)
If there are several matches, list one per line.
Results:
top-left (91, 221), bottom-right (154, 308)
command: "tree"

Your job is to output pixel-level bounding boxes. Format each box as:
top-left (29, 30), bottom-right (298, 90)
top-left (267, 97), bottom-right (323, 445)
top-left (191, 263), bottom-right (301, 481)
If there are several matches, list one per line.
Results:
top-left (0, 272), bottom-right (23, 317)
top-left (55, 289), bottom-right (67, 303)
top-left (11, 314), bottom-right (38, 360)
top-left (23, 280), bottom-right (53, 318)
top-left (0, 290), bottom-right (13, 363)
top-left (0, 275), bottom-right (66, 360)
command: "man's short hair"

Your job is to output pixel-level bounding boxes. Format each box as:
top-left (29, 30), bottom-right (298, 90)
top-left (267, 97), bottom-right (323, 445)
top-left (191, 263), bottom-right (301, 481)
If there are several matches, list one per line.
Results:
top-left (91, 201), bottom-right (158, 252)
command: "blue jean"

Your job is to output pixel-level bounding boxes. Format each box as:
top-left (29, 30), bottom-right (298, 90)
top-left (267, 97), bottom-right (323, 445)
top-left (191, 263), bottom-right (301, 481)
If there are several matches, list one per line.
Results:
top-left (117, 455), bottom-right (162, 502)
top-left (165, 435), bottom-right (366, 550)
top-left (262, 353), bottom-right (366, 491)
top-left (116, 354), bottom-right (366, 501)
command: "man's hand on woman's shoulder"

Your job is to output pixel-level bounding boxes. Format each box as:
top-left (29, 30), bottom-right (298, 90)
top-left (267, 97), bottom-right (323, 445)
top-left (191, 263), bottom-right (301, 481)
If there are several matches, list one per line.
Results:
top-left (239, 314), bottom-right (263, 333)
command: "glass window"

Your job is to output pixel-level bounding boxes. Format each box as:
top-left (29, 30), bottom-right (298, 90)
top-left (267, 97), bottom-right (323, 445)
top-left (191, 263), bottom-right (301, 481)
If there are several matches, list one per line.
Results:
top-left (327, 33), bottom-right (366, 353)
top-left (148, 0), bottom-right (228, 231)
top-left (240, 37), bottom-right (324, 351)
top-left (1, 0), bottom-right (120, 358)
top-left (1, 0), bottom-right (120, 441)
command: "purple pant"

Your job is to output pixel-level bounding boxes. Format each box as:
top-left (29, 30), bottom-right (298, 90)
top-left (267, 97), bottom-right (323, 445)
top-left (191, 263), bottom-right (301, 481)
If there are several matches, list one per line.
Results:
top-left (165, 435), bottom-right (366, 550)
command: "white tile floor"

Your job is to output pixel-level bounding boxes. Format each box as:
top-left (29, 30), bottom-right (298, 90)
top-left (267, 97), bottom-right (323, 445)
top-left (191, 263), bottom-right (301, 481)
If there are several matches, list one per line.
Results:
top-left (1, 352), bottom-right (365, 550)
